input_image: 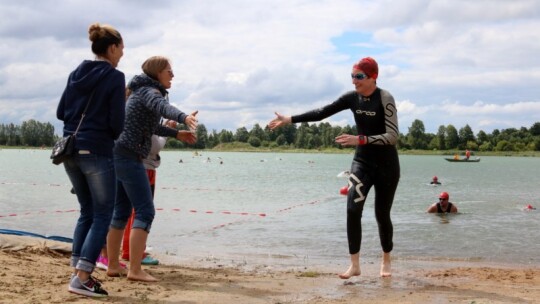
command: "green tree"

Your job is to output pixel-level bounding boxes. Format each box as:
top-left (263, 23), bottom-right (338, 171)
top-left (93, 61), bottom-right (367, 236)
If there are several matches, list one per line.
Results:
top-left (495, 140), bottom-right (513, 151)
top-left (397, 132), bottom-right (410, 150)
top-left (218, 129), bottom-right (234, 143)
top-left (275, 134), bottom-right (287, 146)
top-left (294, 122), bottom-right (311, 148)
top-left (207, 130), bottom-right (220, 148)
top-left (530, 122), bottom-right (540, 136)
top-left (479, 142), bottom-right (493, 151)
top-left (476, 130), bottom-right (489, 145)
top-left (436, 125), bottom-right (446, 150)
top-left (0, 124), bottom-right (5, 145)
top-left (249, 123), bottom-right (267, 141)
top-left (532, 138), bottom-right (540, 151)
top-left (445, 125), bottom-right (459, 149)
top-left (465, 140), bottom-right (478, 151)
top-left (307, 134), bottom-right (322, 149)
top-left (193, 124), bottom-right (208, 149)
top-left (247, 136), bottom-right (261, 147)
top-left (407, 119), bottom-right (427, 149)
top-left (458, 124), bottom-right (475, 149)
top-left (21, 120), bottom-right (39, 146)
top-left (234, 127), bottom-right (249, 143)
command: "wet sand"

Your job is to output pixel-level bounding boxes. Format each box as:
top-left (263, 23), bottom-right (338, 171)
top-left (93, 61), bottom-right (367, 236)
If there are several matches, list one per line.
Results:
top-left (1, 234), bottom-right (538, 303)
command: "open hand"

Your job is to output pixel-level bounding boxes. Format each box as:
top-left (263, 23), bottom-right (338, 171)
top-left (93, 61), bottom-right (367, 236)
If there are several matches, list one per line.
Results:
top-left (176, 130), bottom-right (197, 144)
top-left (268, 112), bottom-right (291, 130)
top-left (185, 110), bottom-right (199, 131)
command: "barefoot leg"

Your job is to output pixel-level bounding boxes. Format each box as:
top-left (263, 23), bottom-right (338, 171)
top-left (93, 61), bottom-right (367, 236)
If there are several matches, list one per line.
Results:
top-left (106, 227), bottom-right (127, 277)
top-left (339, 253), bottom-right (361, 279)
top-left (380, 252), bottom-right (391, 277)
top-left (127, 228), bottom-right (158, 282)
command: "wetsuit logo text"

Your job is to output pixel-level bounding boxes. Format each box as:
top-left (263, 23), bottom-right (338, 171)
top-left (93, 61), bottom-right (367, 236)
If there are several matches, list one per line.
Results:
top-left (355, 110), bottom-right (376, 116)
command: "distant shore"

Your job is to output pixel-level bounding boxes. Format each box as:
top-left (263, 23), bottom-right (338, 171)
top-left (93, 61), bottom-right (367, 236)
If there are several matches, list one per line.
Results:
top-left (2, 145), bottom-right (539, 157)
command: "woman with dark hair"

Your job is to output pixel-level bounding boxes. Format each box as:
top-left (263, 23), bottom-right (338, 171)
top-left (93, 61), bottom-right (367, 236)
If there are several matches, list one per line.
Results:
top-left (106, 56), bottom-right (198, 282)
top-left (57, 22), bottom-right (125, 297)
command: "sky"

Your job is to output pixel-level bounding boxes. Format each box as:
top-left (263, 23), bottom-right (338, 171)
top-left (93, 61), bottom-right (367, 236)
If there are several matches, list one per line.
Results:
top-left (1, 0), bottom-right (539, 136)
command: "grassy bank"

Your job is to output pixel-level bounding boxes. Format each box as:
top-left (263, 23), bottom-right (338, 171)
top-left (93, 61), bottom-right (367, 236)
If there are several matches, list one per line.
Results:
top-left (2, 145), bottom-right (539, 157)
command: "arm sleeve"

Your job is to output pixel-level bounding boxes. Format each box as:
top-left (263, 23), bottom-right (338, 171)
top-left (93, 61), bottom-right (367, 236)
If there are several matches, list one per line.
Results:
top-left (291, 95), bottom-right (350, 124)
top-left (56, 90), bottom-right (66, 121)
top-left (367, 90), bottom-right (399, 145)
top-left (140, 89), bottom-right (188, 124)
top-left (56, 77), bottom-right (71, 121)
top-left (108, 72), bottom-right (126, 139)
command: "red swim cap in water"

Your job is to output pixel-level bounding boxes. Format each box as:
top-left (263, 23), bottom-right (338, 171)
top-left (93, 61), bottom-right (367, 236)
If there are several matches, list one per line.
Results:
top-left (439, 192), bottom-right (449, 199)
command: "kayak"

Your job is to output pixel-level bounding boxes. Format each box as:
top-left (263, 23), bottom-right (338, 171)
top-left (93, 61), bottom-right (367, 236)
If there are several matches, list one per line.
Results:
top-left (444, 157), bottom-right (480, 162)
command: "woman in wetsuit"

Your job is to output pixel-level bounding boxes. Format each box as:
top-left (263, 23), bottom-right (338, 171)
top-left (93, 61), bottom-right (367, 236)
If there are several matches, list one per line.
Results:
top-left (268, 57), bottom-right (400, 278)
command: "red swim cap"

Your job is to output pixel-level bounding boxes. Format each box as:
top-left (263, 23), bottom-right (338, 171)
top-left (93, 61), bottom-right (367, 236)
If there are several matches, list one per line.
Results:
top-left (439, 192), bottom-right (449, 199)
top-left (353, 57), bottom-right (378, 80)
top-left (433, 176), bottom-right (438, 180)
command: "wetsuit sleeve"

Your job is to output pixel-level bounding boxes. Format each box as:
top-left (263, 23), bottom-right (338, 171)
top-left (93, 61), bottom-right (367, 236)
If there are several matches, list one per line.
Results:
top-left (291, 94), bottom-right (350, 123)
top-left (140, 88), bottom-right (188, 124)
top-left (367, 89), bottom-right (398, 145)
top-left (154, 125), bottom-right (178, 138)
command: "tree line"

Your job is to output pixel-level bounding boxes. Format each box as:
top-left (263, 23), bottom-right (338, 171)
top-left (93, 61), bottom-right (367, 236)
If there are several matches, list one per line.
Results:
top-left (1, 119), bottom-right (539, 152)
top-left (0, 120), bottom-right (55, 147)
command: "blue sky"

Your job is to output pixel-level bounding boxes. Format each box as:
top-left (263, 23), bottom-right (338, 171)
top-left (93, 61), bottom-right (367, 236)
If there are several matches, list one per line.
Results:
top-left (1, 0), bottom-right (539, 136)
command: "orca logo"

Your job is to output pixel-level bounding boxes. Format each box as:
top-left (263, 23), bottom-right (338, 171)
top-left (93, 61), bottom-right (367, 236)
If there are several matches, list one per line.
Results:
top-left (355, 110), bottom-right (376, 116)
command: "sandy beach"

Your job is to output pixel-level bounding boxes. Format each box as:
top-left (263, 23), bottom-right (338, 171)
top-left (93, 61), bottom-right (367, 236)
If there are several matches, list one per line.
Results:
top-left (1, 234), bottom-right (538, 304)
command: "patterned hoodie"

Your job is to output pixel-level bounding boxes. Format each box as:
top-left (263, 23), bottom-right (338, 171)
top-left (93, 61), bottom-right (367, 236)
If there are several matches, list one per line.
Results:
top-left (114, 74), bottom-right (187, 159)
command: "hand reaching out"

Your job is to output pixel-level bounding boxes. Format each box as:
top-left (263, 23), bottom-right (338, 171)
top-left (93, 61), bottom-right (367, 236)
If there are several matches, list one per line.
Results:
top-left (268, 112), bottom-right (291, 130)
top-left (185, 110), bottom-right (199, 131)
top-left (176, 130), bottom-right (197, 144)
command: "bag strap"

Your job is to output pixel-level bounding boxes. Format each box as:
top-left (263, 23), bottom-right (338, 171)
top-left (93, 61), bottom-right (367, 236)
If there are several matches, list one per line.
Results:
top-left (73, 89), bottom-right (96, 136)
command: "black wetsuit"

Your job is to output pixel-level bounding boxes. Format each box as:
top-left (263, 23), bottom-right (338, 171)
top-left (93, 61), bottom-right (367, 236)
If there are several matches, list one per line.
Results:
top-left (436, 202), bottom-right (454, 213)
top-left (292, 88), bottom-right (400, 254)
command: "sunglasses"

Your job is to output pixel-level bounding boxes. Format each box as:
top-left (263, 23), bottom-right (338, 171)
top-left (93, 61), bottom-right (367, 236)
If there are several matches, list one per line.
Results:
top-left (439, 198), bottom-right (447, 201)
top-left (351, 73), bottom-right (369, 80)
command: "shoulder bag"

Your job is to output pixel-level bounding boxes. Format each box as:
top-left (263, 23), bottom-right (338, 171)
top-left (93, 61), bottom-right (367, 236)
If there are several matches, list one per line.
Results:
top-left (51, 90), bottom-right (95, 165)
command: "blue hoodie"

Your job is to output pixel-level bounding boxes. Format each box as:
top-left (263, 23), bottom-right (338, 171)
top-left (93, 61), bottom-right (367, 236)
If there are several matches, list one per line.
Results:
top-left (56, 60), bottom-right (126, 156)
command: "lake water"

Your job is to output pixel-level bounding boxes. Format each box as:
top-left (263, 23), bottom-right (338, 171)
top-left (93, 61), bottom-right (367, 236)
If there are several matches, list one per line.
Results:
top-left (1, 149), bottom-right (539, 272)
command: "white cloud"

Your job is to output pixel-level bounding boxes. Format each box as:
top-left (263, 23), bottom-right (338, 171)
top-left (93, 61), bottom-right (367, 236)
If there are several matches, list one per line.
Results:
top-left (0, 0), bottom-right (539, 135)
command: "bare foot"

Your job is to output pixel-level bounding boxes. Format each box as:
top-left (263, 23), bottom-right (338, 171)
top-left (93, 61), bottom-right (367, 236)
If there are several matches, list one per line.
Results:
top-left (128, 270), bottom-right (159, 282)
top-left (338, 265), bottom-right (361, 279)
top-left (380, 253), bottom-right (391, 277)
top-left (107, 267), bottom-right (127, 277)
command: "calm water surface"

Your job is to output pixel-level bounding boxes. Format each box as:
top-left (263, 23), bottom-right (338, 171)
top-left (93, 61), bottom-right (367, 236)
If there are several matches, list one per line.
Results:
top-left (1, 149), bottom-right (539, 271)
